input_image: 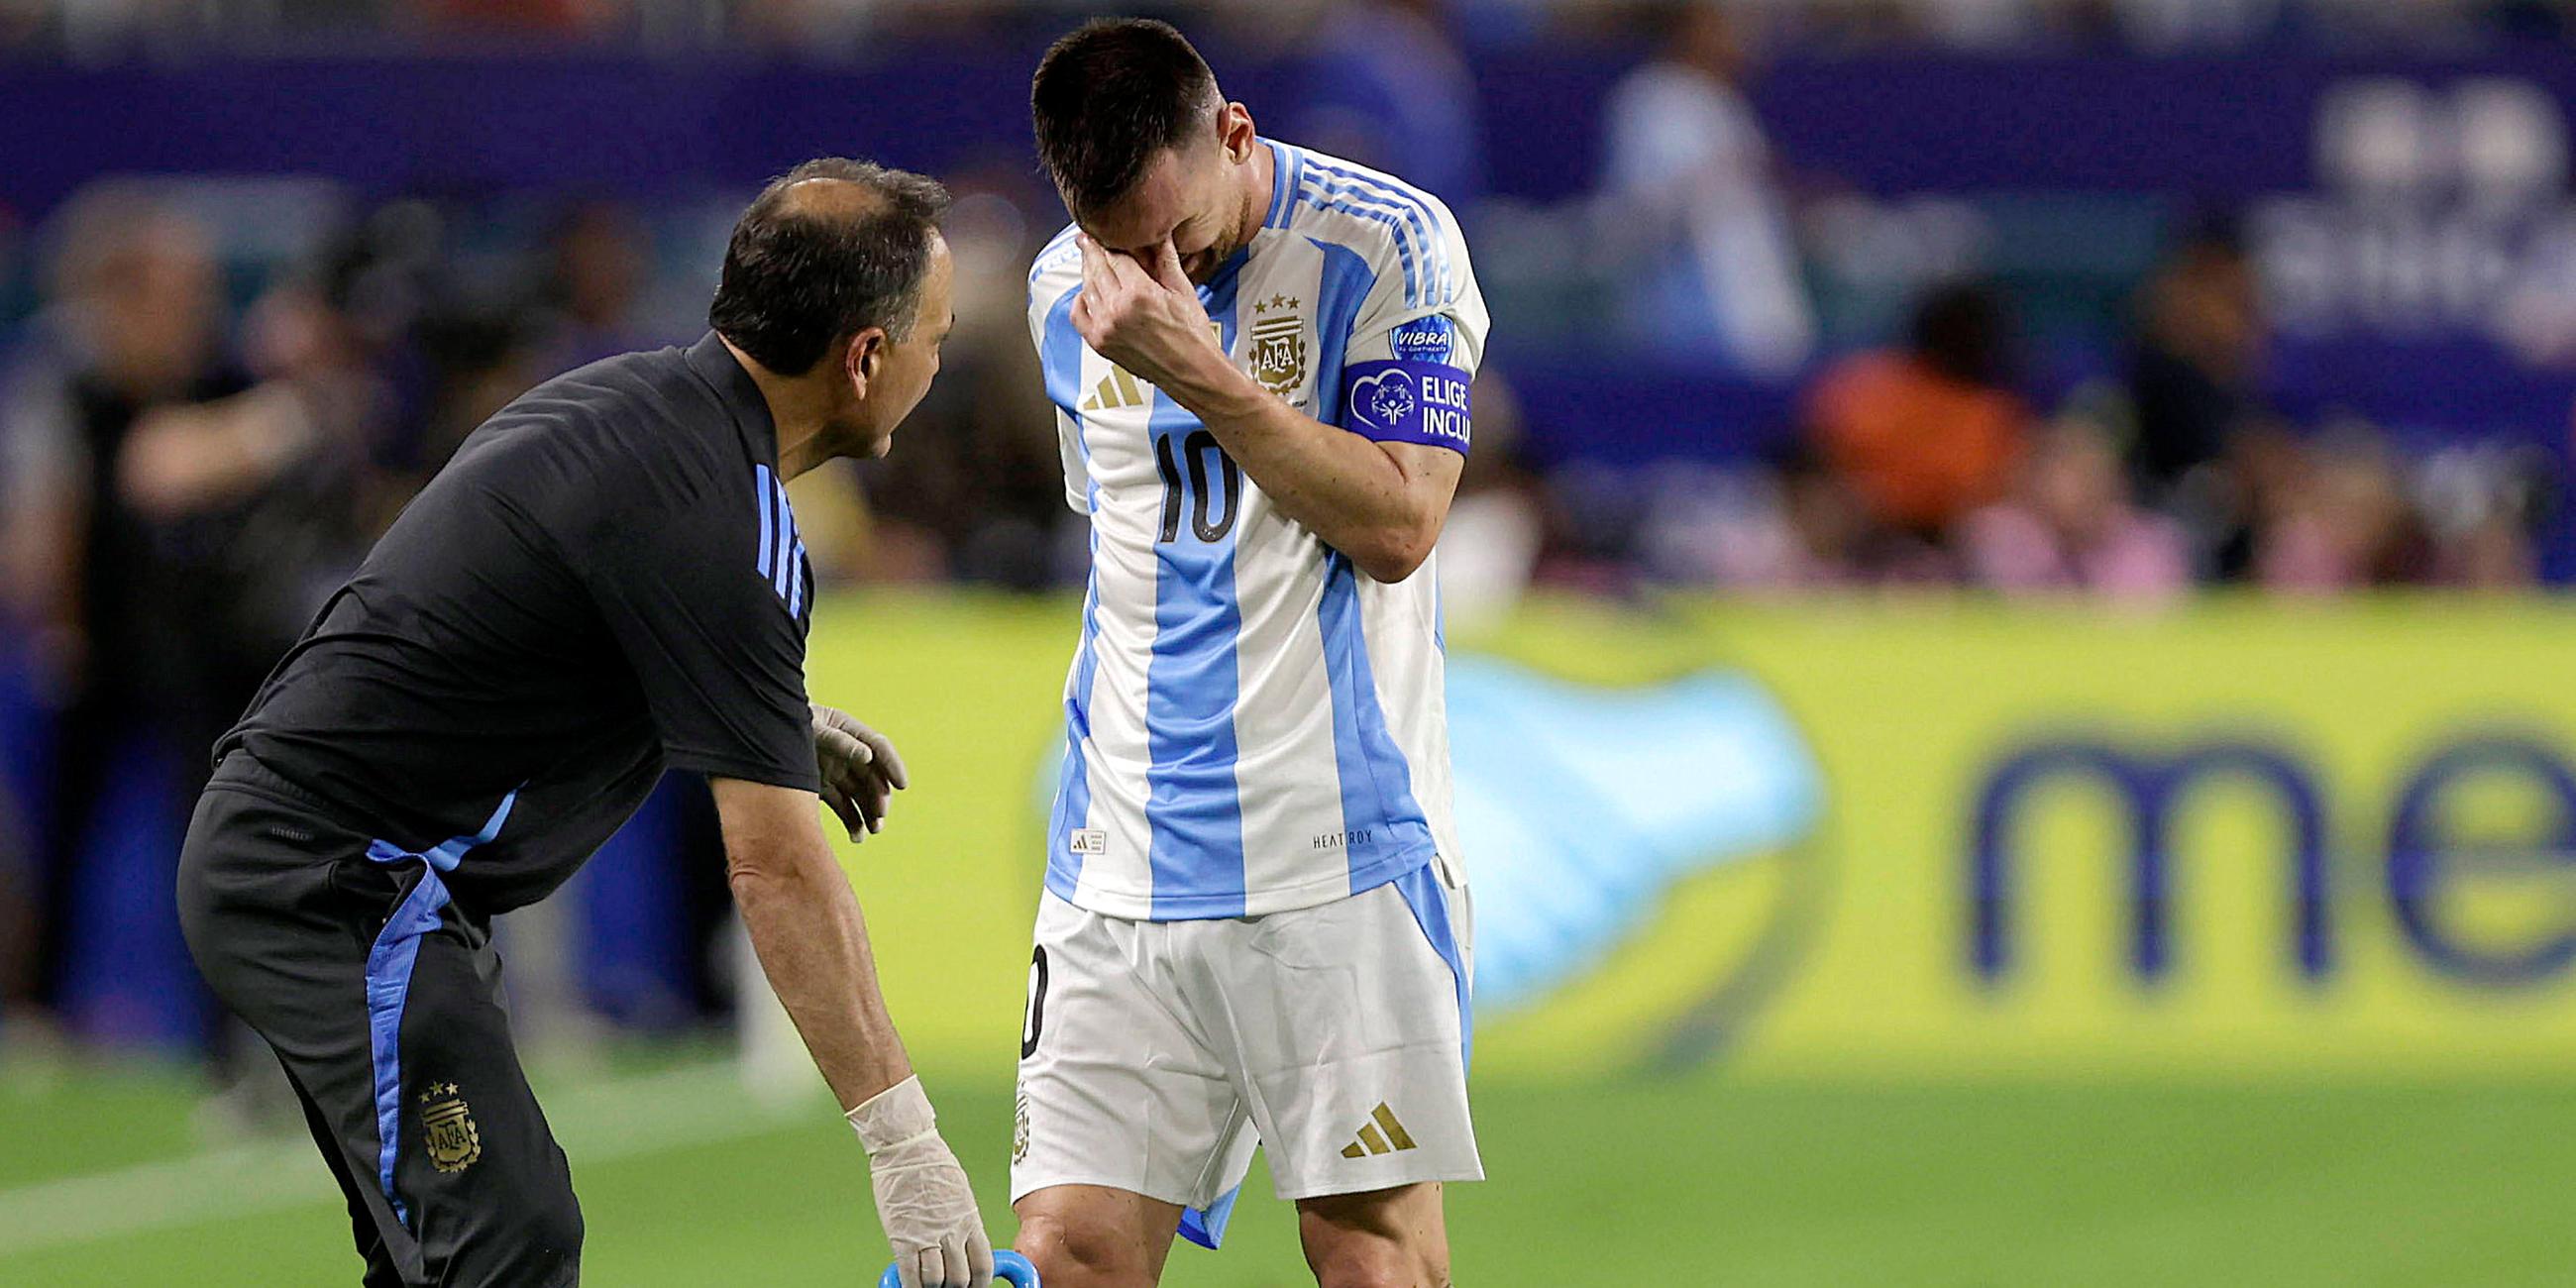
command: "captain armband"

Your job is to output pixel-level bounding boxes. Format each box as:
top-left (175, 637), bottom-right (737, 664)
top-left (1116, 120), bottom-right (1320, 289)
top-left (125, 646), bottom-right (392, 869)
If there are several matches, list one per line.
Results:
top-left (1339, 359), bottom-right (1472, 455)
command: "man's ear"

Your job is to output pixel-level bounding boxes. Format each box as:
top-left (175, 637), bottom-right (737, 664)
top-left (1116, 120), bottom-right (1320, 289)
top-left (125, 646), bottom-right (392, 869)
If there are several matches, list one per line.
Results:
top-left (843, 328), bottom-right (886, 391)
top-left (1219, 101), bottom-right (1257, 163)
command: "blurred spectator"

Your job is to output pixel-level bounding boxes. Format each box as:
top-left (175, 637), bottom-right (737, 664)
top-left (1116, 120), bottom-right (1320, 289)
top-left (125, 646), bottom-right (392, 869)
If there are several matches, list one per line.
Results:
top-left (1640, 433), bottom-right (1978, 591)
top-left (847, 178), bottom-right (1071, 589)
top-left (411, 284), bottom-right (555, 479)
top-left (2125, 222), bottom-right (2272, 576)
top-left (0, 766), bottom-right (31, 1024)
top-left (0, 188), bottom-right (370, 1031)
top-left (413, 0), bottom-right (619, 39)
top-left (1805, 280), bottom-right (2029, 541)
top-left (2249, 425), bottom-right (2545, 594)
top-left (2111, 0), bottom-right (2285, 50)
top-left (1962, 415), bottom-right (2191, 597)
top-left (1437, 371), bottom-right (1545, 632)
top-left (1293, 0), bottom-right (1485, 203)
top-left (532, 200), bottom-right (663, 371)
top-left (2416, 443), bottom-right (2548, 589)
top-left (1641, 450), bottom-right (1863, 591)
top-left (1601, 0), bottom-right (1815, 375)
top-left (2254, 426), bottom-right (2432, 591)
top-left (2127, 224), bottom-right (2264, 490)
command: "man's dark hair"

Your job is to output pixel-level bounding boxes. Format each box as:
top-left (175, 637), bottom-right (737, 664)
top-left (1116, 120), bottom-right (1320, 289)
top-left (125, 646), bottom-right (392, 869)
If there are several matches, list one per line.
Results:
top-left (1031, 18), bottom-right (1220, 218)
top-left (708, 159), bottom-right (951, 376)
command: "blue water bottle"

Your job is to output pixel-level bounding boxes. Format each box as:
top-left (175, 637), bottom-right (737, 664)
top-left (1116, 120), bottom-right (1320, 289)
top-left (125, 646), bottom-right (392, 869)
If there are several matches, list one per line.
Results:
top-left (879, 1249), bottom-right (1040, 1288)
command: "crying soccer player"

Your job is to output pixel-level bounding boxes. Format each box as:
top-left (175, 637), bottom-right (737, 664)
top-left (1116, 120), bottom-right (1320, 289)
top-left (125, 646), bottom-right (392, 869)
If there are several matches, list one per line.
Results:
top-left (1014, 18), bottom-right (1487, 1287)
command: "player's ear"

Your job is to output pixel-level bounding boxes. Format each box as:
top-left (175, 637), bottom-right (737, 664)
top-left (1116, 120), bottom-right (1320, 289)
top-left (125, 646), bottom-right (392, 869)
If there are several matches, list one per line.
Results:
top-left (1219, 102), bottom-right (1257, 163)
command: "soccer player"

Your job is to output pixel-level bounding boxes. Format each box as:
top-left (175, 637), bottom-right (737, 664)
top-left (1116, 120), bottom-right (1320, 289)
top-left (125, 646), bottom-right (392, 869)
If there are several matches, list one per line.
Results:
top-left (1016, 20), bottom-right (1485, 1287)
top-left (175, 161), bottom-right (996, 1288)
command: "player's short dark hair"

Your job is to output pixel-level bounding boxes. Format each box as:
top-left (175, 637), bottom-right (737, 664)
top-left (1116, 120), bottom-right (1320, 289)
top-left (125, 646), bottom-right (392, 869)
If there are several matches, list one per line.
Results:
top-left (708, 159), bottom-right (951, 376)
top-left (1031, 18), bottom-right (1220, 218)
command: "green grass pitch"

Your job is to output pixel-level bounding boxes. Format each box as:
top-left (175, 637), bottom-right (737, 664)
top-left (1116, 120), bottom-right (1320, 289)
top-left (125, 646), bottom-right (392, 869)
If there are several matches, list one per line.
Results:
top-left (1, 1064), bottom-right (2568, 1285)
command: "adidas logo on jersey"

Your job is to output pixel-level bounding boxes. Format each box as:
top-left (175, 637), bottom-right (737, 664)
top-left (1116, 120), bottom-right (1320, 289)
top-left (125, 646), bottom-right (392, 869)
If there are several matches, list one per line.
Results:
top-left (1339, 1103), bottom-right (1418, 1158)
top-left (1081, 367), bottom-right (1148, 412)
top-left (1079, 325), bottom-right (1227, 412)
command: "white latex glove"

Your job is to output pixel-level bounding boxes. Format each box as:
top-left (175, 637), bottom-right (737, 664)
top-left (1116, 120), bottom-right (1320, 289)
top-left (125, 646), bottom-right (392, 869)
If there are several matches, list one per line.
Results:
top-left (811, 702), bottom-right (909, 842)
top-left (847, 1076), bottom-right (994, 1288)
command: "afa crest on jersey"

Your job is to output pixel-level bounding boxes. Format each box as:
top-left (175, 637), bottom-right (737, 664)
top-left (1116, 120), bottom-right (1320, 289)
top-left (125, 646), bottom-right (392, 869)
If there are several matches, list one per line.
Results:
top-left (1247, 294), bottom-right (1308, 398)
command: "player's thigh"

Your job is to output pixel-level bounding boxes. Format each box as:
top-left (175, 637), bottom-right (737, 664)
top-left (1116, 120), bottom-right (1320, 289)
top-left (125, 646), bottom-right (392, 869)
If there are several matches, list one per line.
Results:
top-left (1209, 869), bottom-right (1479, 1204)
top-left (1296, 1183), bottom-right (1452, 1288)
top-left (1014, 895), bottom-right (1244, 1270)
top-left (1012, 1184), bottom-right (1186, 1287)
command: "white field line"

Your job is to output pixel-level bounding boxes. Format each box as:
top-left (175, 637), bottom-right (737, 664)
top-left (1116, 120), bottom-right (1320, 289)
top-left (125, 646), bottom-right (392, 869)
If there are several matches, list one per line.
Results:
top-left (0, 1061), bottom-right (812, 1256)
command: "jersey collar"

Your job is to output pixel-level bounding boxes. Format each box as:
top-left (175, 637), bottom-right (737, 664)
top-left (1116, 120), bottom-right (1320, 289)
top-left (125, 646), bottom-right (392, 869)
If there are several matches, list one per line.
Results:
top-left (684, 330), bottom-right (782, 467)
top-left (1260, 137), bottom-right (1300, 230)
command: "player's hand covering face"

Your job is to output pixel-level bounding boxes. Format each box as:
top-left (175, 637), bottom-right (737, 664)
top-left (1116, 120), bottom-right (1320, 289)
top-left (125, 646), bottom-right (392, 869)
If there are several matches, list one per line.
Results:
top-left (810, 702), bottom-right (910, 842)
top-left (1070, 234), bottom-right (1224, 394)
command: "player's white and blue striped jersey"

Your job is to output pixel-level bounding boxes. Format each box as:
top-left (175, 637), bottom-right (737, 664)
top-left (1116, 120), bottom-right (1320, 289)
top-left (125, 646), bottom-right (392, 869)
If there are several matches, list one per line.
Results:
top-left (1027, 139), bottom-right (1487, 921)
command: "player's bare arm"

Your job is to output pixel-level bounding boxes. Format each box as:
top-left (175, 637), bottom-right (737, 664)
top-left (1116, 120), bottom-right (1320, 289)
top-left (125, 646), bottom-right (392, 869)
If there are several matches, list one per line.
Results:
top-left (1072, 234), bottom-right (1462, 584)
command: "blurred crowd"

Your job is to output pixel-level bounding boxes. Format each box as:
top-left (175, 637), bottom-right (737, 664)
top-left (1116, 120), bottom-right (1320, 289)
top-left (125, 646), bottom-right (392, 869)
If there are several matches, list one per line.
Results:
top-left (1, 0), bottom-right (2570, 1054)
top-left (3, 0), bottom-right (2575, 55)
top-left (1632, 248), bottom-right (2554, 597)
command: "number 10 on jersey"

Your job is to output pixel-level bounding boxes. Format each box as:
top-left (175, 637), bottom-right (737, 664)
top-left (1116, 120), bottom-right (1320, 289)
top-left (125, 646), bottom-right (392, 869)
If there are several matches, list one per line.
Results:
top-left (1154, 430), bottom-right (1242, 543)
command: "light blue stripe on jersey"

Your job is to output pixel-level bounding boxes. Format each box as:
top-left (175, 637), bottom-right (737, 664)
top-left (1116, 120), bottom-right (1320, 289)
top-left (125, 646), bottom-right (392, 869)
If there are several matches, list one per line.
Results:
top-left (771, 475), bottom-right (798, 599)
top-left (1310, 239), bottom-right (1376, 431)
top-left (1262, 138), bottom-right (1297, 229)
top-left (1298, 181), bottom-right (1425, 308)
top-left (1318, 159), bottom-right (1449, 305)
top-left (754, 464), bottom-right (806, 609)
top-left (1167, 260), bottom-right (1257, 1245)
top-left (754, 463), bottom-right (777, 579)
top-left (1324, 158), bottom-right (1449, 303)
top-left (1318, 553), bottom-right (1435, 894)
top-left (1028, 224), bottom-right (1081, 287)
top-left (1038, 282), bottom-right (1098, 900)
top-left (1141, 261), bottom-right (1249, 918)
top-left (1309, 239), bottom-right (1436, 892)
top-left (1299, 159), bottom-right (1446, 307)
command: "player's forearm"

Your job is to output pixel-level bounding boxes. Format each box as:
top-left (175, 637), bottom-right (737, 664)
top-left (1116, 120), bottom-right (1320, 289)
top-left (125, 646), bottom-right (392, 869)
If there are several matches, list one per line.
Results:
top-left (1165, 355), bottom-right (1442, 582)
top-left (730, 845), bottom-right (914, 1113)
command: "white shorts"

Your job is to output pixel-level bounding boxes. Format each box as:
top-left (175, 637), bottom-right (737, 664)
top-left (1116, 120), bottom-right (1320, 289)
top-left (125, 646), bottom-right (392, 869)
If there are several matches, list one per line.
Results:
top-left (1011, 864), bottom-right (1479, 1233)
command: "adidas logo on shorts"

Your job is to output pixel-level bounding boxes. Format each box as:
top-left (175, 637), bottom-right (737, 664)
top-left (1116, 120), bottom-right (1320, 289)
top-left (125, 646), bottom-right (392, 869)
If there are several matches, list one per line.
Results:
top-left (1339, 1103), bottom-right (1417, 1159)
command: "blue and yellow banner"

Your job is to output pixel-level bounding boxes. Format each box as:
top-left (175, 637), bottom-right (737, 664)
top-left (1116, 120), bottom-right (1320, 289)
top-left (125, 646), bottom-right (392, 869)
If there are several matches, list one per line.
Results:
top-left (815, 594), bottom-right (2576, 1080)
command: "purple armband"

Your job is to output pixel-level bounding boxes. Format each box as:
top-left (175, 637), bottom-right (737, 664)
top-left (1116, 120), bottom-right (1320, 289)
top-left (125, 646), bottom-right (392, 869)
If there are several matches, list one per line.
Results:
top-left (1341, 360), bottom-right (1472, 454)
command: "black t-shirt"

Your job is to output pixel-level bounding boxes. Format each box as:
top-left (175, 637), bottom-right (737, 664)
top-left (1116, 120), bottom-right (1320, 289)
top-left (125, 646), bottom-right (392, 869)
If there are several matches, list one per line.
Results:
top-left (221, 332), bottom-right (818, 912)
